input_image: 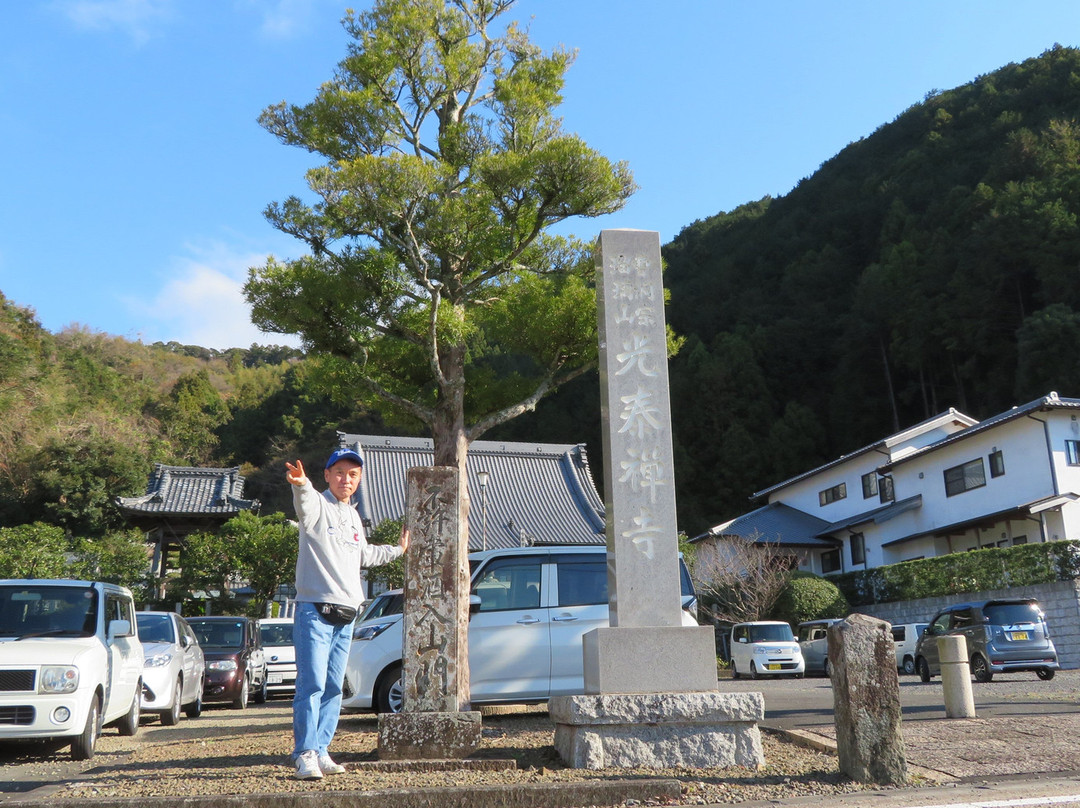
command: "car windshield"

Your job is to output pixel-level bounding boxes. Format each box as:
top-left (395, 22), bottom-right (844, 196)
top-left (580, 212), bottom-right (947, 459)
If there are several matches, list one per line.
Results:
top-left (0, 584), bottom-right (97, 638)
top-left (137, 614), bottom-right (175, 644)
top-left (189, 620), bottom-right (246, 648)
top-left (260, 623), bottom-right (293, 646)
top-left (984, 602), bottom-right (1043, 625)
top-left (749, 624), bottom-right (795, 643)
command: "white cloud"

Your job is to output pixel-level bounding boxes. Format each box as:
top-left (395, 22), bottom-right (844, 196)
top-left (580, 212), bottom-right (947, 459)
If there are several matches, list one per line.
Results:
top-left (54, 0), bottom-right (174, 45)
top-left (239, 0), bottom-right (322, 40)
top-left (126, 241), bottom-right (301, 351)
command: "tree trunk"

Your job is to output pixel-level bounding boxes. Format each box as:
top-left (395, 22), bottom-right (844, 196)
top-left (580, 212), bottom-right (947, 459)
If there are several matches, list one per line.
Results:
top-left (431, 342), bottom-right (471, 545)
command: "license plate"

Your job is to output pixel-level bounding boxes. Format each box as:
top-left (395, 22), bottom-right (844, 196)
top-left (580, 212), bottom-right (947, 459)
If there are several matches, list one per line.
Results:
top-left (1010, 631), bottom-right (1029, 641)
top-left (766, 664), bottom-right (781, 671)
top-left (268, 673), bottom-right (283, 684)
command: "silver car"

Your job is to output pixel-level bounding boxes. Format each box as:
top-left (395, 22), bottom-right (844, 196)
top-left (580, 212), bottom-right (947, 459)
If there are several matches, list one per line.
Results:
top-left (915, 599), bottom-right (1059, 683)
top-left (136, 611), bottom-right (205, 724)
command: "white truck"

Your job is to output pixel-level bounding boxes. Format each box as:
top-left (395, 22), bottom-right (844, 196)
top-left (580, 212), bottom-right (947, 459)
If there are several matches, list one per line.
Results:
top-left (0, 579), bottom-right (144, 759)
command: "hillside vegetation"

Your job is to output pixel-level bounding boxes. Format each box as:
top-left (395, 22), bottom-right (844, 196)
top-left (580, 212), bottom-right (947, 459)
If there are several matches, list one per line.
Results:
top-left (6, 47), bottom-right (1080, 543)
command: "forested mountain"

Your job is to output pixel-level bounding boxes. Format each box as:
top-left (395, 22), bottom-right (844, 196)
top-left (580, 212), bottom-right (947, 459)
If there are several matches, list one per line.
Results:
top-left (0, 294), bottom-right (391, 531)
top-left (495, 45), bottom-right (1080, 532)
top-left (6, 46), bottom-right (1080, 543)
top-left (660, 45), bottom-right (1080, 530)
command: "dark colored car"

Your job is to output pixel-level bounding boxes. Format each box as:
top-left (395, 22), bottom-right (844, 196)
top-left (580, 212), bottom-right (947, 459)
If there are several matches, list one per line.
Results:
top-left (914, 598), bottom-right (1059, 683)
top-left (186, 616), bottom-right (267, 709)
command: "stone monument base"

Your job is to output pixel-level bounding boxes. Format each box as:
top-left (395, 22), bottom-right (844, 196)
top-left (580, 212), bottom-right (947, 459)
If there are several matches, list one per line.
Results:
top-left (377, 711), bottom-right (482, 760)
top-left (549, 691), bottom-right (765, 770)
top-left (584, 625), bottom-right (718, 693)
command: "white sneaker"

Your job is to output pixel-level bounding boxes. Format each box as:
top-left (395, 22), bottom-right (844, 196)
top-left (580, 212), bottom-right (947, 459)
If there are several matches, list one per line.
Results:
top-left (295, 750), bottom-right (323, 780)
top-left (318, 754), bottom-right (346, 775)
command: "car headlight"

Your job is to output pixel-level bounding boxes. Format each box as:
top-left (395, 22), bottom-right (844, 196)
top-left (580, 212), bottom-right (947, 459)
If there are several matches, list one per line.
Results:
top-left (145, 653), bottom-right (173, 668)
top-left (207, 659), bottom-right (238, 672)
top-left (39, 666), bottom-right (79, 693)
top-left (753, 646), bottom-right (770, 654)
top-left (354, 621), bottom-right (396, 641)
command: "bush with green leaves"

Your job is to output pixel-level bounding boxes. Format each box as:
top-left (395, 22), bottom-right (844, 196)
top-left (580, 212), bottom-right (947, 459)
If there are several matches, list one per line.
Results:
top-left (834, 540), bottom-right (1080, 607)
top-left (769, 572), bottom-right (850, 628)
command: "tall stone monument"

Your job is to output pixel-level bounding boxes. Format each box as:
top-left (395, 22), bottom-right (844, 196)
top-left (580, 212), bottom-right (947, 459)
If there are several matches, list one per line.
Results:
top-left (377, 466), bottom-right (481, 760)
top-left (550, 229), bottom-right (764, 770)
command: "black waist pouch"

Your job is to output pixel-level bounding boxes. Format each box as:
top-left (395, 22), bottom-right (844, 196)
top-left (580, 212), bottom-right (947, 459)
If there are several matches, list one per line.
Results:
top-left (315, 602), bottom-right (357, 625)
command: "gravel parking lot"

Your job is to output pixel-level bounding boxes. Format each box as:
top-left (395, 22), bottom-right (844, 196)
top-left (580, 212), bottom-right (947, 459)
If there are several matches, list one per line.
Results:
top-left (4, 671), bottom-right (1078, 805)
top-left (1, 698), bottom-right (883, 805)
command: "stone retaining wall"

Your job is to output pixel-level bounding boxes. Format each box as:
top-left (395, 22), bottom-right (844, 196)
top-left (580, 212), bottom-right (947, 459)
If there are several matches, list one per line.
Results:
top-left (857, 578), bottom-right (1080, 669)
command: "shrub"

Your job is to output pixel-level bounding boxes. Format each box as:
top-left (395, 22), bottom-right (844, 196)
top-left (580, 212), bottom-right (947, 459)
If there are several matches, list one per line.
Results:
top-left (769, 572), bottom-right (850, 627)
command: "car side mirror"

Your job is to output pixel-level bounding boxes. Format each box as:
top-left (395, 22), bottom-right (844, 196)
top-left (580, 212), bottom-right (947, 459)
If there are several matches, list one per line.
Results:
top-left (469, 594), bottom-right (482, 619)
top-left (737, 637), bottom-right (747, 643)
top-left (108, 619), bottom-right (132, 641)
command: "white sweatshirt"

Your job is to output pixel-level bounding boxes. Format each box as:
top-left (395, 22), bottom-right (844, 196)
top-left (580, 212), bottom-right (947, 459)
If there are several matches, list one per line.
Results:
top-left (292, 480), bottom-right (403, 608)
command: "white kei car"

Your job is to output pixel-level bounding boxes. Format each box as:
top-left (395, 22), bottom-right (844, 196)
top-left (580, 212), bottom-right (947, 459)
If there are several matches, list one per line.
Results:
top-left (342, 545), bottom-right (700, 713)
top-left (0, 580), bottom-right (144, 759)
top-left (730, 620), bottom-right (805, 679)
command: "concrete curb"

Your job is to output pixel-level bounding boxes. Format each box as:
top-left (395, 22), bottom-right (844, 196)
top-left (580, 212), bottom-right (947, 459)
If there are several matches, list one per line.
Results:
top-left (0, 778), bottom-right (684, 808)
top-left (764, 726), bottom-right (958, 786)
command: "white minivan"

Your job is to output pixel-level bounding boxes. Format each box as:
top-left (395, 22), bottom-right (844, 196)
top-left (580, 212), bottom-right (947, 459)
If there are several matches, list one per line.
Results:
top-left (343, 545), bottom-right (700, 713)
top-left (0, 580), bottom-right (144, 759)
top-left (730, 621), bottom-right (805, 679)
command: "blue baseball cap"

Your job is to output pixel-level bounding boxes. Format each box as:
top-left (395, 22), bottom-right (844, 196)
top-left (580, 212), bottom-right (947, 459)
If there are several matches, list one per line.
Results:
top-left (325, 448), bottom-right (364, 469)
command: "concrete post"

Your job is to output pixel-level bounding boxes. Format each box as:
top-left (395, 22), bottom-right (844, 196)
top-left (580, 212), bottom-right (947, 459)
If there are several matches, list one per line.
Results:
top-left (938, 634), bottom-right (976, 719)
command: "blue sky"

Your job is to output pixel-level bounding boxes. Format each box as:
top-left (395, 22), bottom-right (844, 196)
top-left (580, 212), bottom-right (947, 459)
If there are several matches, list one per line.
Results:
top-left (2, 1), bottom-right (1079, 350)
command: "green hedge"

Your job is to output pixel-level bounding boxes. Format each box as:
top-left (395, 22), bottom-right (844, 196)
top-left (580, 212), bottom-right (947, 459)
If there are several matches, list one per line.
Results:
top-left (834, 540), bottom-right (1080, 607)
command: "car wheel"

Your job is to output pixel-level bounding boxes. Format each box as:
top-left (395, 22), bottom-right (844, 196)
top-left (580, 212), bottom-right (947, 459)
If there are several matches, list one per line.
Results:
top-left (253, 671), bottom-right (268, 704)
top-left (731, 662), bottom-right (739, 680)
top-left (116, 684), bottom-right (141, 736)
top-left (1037, 668), bottom-right (1056, 681)
top-left (748, 661), bottom-right (759, 680)
top-left (918, 657), bottom-right (931, 683)
top-left (184, 677), bottom-right (203, 718)
top-left (161, 676), bottom-right (183, 726)
top-left (375, 664), bottom-right (403, 714)
top-left (902, 656), bottom-right (916, 676)
top-left (232, 676), bottom-right (249, 710)
top-left (71, 695), bottom-right (101, 761)
top-left (971, 654), bottom-right (993, 683)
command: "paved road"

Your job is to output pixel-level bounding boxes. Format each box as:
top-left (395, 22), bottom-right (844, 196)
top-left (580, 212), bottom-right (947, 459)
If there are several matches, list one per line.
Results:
top-left (719, 668), bottom-right (1080, 729)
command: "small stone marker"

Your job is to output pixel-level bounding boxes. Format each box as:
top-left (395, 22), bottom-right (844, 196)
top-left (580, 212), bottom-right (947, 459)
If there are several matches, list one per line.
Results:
top-left (377, 466), bottom-right (480, 760)
top-left (829, 614), bottom-right (908, 785)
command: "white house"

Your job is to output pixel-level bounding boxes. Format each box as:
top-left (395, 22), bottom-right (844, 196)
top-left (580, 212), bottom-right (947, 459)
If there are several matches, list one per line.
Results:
top-left (694, 392), bottom-right (1080, 576)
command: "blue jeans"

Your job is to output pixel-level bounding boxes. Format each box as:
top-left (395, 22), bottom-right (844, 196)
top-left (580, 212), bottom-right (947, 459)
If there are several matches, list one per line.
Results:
top-left (292, 601), bottom-right (354, 758)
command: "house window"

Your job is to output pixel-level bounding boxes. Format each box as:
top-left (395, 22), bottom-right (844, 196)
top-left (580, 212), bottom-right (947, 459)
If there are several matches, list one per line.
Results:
top-left (989, 450), bottom-right (1005, 478)
top-left (850, 533), bottom-right (866, 566)
top-left (943, 458), bottom-right (986, 497)
top-left (820, 549), bottom-right (841, 574)
top-left (878, 475), bottom-right (895, 503)
top-left (1067, 440), bottom-right (1080, 466)
top-left (818, 483), bottom-right (846, 507)
top-left (861, 472), bottom-right (878, 499)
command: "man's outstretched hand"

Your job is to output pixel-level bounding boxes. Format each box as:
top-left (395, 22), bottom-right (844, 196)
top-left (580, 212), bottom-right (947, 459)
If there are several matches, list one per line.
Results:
top-left (285, 460), bottom-right (308, 487)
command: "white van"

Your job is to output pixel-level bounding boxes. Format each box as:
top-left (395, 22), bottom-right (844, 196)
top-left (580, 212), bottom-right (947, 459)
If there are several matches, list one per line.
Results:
top-left (891, 622), bottom-right (928, 674)
top-left (730, 621), bottom-right (804, 679)
top-left (796, 618), bottom-right (841, 676)
top-left (0, 580), bottom-right (144, 759)
top-left (343, 545), bottom-right (700, 713)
